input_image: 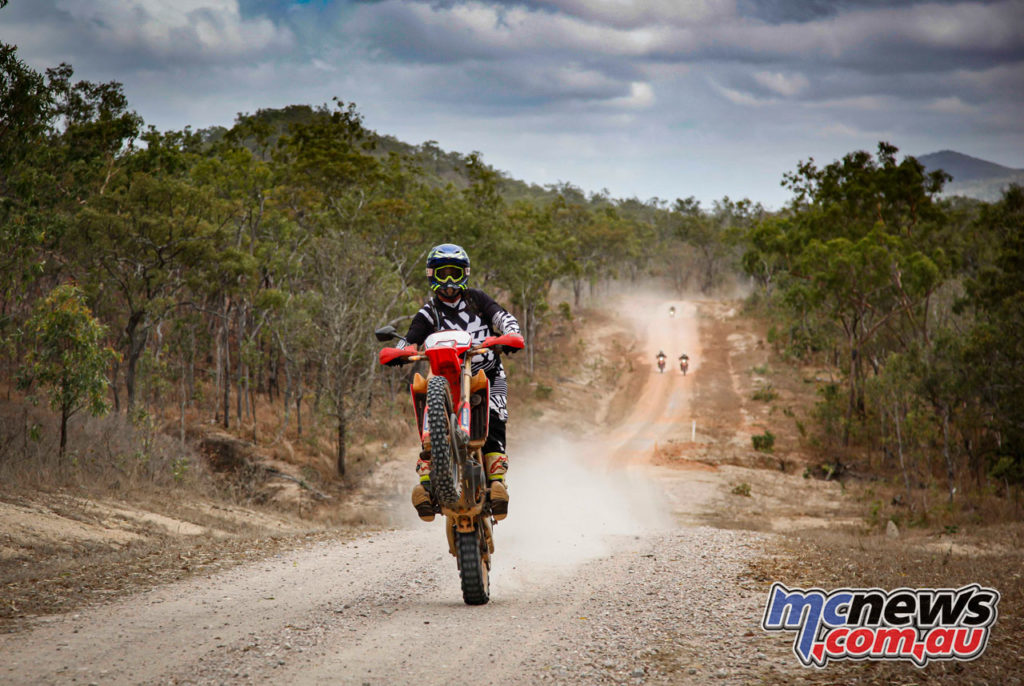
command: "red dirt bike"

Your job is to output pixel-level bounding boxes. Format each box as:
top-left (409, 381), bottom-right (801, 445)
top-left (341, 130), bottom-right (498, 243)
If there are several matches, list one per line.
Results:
top-left (376, 325), bottom-right (525, 605)
top-left (679, 356), bottom-right (689, 376)
top-left (657, 354), bottom-right (667, 373)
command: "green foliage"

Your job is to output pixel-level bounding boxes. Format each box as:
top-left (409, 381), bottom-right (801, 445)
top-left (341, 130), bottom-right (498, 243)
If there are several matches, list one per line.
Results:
top-left (740, 137), bottom-right (1024, 493)
top-left (752, 430), bottom-right (775, 453)
top-left (751, 382), bottom-right (777, 402)
top-left (813, 383), bottom-right (845, 446)
top-left (17, 285), bottom-right (118, 457)
top-left (731, 482), bottom-right (752, 497)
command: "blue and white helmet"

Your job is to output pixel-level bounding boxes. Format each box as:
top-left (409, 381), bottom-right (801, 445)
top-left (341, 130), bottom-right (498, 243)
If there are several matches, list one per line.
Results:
top-left (426, 243), bottom-right (470, 296)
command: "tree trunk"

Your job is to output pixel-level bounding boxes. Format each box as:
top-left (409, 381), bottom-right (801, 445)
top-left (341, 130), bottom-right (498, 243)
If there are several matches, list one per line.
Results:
top-left (222, 321), bottom-right (230, 430)
top-left (187, 327), bottom-right (196, 407)
top-left (893, 398), bottom-right (912, 506)
top-left (214, 326), bottom-right (222, 424)
top-left (942, 405), bottom-right (954, 503)
top-left (111, 358), bottom-right (121, 413)
top-left (59, 407), bottom-right (68, 461)
top-left (236, 306), bottom-right (245, 424)
top-left (179, 364), bottom-right (187, 446)
top-left (124, 310), bottom-right (149, 413)
top-left (844, 338), bottom-right (856, 447)
top-left (337, 407), bottom-right (347, 477)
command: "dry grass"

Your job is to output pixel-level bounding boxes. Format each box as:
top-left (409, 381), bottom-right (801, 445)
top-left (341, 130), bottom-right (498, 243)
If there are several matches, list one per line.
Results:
top-left (0, 398), bottom-right (213, 498)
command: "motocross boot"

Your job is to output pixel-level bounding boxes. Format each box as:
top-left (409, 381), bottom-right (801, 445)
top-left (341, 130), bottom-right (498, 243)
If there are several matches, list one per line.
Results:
top-left (411, 479), bottom-right (435, 522)
top-left (485, 452), bottom-right (509, 521)
top-left (412, 455), bottom-right (435, 521)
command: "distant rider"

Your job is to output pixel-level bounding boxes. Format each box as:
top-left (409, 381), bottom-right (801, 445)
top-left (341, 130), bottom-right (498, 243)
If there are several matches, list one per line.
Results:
top-left (657, 349), bottom-right (667, 373)
top-left (397, 244), bottom-right (521, 522)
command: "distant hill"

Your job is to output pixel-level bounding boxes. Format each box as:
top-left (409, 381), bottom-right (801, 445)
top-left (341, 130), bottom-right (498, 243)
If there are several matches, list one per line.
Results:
top-left (199, 105), bottom-right (596, 208)
top-left (918, 150), bottom-right (1021, 182)
top-left (917, 150), bottom-right (1024, 202)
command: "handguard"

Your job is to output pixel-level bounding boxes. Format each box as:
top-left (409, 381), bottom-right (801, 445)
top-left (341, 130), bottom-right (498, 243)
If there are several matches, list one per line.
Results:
top-left (379, 347), bottom-right (415, 366)
top-left (482, 332), bottom-right (525, 353)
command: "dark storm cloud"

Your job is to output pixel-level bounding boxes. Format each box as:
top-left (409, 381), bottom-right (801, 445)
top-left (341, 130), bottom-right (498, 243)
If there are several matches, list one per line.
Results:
top-left (341, 1), bottom-right (1023, 79)
top-left (735, 0), bottom-right (1011, 23)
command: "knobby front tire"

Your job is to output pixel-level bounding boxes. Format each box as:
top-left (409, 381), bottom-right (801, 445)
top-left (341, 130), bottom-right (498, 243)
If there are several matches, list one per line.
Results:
top-left (426, 375), bottom-right (461, 507)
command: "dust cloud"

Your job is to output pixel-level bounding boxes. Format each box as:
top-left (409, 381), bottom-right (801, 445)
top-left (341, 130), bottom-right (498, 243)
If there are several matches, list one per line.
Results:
top-left (492, 433), bottom-right (672, 586)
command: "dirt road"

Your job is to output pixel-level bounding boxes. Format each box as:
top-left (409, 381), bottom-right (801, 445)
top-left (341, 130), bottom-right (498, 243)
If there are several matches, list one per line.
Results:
top-left (1, 295), bottom-right (810, 685)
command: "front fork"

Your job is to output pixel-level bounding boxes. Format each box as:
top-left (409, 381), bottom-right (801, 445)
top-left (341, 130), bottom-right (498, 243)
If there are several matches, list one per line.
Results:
top-left (442, 444), bottom-right (493, 559)
top-left (446, 502), bottom-right (494, 563)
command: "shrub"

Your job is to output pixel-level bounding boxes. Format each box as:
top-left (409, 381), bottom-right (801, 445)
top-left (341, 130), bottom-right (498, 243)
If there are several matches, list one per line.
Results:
top-left (731, 482), bottom-right (752, 497)
top-left (752, 430), bottom-right (775, 452)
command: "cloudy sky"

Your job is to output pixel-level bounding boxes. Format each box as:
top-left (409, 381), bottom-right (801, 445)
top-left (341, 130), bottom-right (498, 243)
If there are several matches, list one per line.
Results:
top-left (3, 0), bottom-right (1023, 208)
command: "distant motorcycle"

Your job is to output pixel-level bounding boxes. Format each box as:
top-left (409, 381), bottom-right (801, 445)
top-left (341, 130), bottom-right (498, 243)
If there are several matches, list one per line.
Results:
top-left (669, 306), bottom-right (676, 318)
top-left (657, 353), bottom-right (667, 374)
top-left (679, 354), bottom-right (689, 376)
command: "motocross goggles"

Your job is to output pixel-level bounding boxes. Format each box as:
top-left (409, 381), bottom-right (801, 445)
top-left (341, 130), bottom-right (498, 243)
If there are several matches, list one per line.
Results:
top-left (428, 265), bottom-right (467, 283)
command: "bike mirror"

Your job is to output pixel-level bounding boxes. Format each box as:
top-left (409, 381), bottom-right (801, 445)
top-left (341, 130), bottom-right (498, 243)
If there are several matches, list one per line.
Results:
top-left (374, 325), bottom-right (399, 342)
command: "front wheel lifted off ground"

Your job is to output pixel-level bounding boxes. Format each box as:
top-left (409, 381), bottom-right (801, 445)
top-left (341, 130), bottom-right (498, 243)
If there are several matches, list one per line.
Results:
top-left (427, 375), bottom-right (461, 507)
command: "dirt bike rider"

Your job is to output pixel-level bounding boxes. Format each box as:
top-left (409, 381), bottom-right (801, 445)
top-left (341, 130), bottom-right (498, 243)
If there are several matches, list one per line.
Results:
top-left (657, 349), bottom-right (667, 371)
top-left (398, 244), bottom-right (522, 522)
top-left (669, 306), bottom-right (676, 317)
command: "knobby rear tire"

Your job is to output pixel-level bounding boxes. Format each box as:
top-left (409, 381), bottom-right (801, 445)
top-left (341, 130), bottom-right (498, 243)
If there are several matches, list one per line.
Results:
top-left (456, 529), bottom-right (490, 605)
top-left (427, 375), bottom-right (461, 507)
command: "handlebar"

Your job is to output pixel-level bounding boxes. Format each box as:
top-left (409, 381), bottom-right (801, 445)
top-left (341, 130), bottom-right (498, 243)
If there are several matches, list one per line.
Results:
top-left (379, 332), bottom-right (525, 367)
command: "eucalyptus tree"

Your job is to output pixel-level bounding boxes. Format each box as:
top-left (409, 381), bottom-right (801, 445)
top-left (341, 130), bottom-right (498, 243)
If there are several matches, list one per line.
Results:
top-left (958, 185), bottom-right (1024, 484)
top-left (70, 129), bottom-right (233, 413)
top-left (17, 285), bottom-right (118, 460)
top-left (742, 143), bottom-right (951, 444)
top-left (275, 100), bottom-right (426, 474)
top-left (0, 48), bottom-right (141, 357)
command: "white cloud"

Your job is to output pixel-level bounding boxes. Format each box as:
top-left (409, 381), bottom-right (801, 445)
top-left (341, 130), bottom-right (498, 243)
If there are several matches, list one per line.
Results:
top-left (926, 96), bottom-right (976, 114)
top-left (817, 122), bottom-right (868, 137)
top-left (809, 95), bottom-right (888, 111)
top-left (752, 71), bottom-right (809, 97)
top-left (708, 80), bottom-right (772, 107)
top-left (311, 58), bottom-right (337, 72)
top-left (528, 0), bottom-right (738, 29)
top-left (609, 81), bottom-right (655, 109)
top-left (54, 0), bottom-right (293, 61)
